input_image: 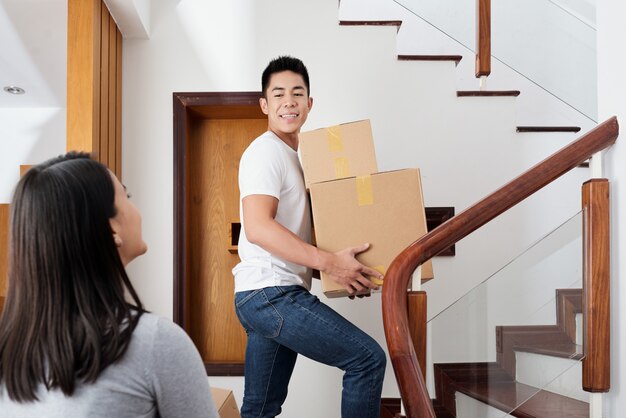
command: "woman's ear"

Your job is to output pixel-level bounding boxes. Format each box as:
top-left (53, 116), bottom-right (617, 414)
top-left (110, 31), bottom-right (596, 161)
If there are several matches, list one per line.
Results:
top-left (110, 219), bottom-right (123, 247)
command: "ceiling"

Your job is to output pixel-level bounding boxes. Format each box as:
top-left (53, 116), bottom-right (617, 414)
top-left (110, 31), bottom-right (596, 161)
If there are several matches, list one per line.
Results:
top-left (0, 0), bottom-right (67, 108)
top-left (0, 0), bottom-right (148, 109)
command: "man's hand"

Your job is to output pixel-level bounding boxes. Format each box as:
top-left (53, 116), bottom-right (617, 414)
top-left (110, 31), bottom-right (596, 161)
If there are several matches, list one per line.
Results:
top-left (320, 243), bottom-right (383, 296)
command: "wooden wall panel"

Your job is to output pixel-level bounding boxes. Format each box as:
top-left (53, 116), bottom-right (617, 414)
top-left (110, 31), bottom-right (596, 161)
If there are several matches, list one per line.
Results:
top-left (99, 3), bottom-right (109, 166)
top-left (67, 0), bottom-right (122, 178)
top-left (0, 204), bottom-right (9, 314)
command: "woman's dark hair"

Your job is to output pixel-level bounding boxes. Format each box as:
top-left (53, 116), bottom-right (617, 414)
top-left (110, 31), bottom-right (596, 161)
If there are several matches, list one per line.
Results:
top-left (0, 152), bottom-right (144, 402)
top-left (261, 55), bottom-right (310, 98)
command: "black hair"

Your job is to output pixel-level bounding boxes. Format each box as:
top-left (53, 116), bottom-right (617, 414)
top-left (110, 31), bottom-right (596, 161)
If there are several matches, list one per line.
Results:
top-left (261, 55), bottom-right (310, 98)
top-left (0, 151), bottom-right (144, 402)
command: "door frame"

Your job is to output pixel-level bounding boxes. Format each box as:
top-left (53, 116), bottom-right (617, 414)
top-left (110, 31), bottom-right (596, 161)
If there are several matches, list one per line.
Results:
top-left (173, 92), bottom-right (264, 375)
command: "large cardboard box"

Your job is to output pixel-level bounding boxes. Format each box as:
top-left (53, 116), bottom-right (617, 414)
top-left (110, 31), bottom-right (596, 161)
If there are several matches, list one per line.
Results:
top-left (309, 168), bottom-right (433, 298)
top-left (210, 387), bottom-right (241, 418)
top-left (299, 119), bottom-right (378, 189)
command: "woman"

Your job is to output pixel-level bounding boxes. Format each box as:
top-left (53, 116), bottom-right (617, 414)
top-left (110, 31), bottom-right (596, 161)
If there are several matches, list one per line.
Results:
top-left (0, 152), bottom-right (218, 417)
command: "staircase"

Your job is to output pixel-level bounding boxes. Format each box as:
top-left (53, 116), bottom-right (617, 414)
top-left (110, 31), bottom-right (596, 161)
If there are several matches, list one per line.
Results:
top-left (335, 2), bottom-right (605, 417)
top-left (432, 289), bottom-right (587, 418)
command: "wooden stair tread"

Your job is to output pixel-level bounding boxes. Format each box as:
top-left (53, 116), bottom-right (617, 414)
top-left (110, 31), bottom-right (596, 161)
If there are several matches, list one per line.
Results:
top-left (339, 20), bottom-right (402, 27)
top-left (517, 126), bottom-right (581, 133)
top-left (457, 90), bottom-right (521, 97)
top-left (459, 381), bottom-right (588, 418)
top-left (398, 55), bottom-right (463, 66)
top-left (435, 363), bottom-right (588, 418)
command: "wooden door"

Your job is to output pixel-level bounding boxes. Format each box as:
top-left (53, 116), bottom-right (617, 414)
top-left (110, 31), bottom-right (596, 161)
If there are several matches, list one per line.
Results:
top-left (174, 93), bottom-right (266, 375)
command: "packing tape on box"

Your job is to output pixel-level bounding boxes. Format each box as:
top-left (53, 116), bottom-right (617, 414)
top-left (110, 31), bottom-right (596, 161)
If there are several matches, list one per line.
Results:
top-left (333, 157), bottom-right (350, 178)
top-left (371, 266), bottom-right (385, 286)
top-left (326, 125), bottom-right (344, 152)
top-left (356, 175), bottom-right (374, 206)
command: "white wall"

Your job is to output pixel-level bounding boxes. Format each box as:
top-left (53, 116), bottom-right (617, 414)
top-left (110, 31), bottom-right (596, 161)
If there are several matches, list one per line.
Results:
top-left (121, 0), bottom-right (592, 415)
top-left (0, 108), bottom-right (65, 203)
top-left (340, 0), bottom-right (598, 129)
top-left (597, 1), bottom-right (626, 416)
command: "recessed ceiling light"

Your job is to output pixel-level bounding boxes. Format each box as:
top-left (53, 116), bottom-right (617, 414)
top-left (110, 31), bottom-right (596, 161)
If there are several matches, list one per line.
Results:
top-left (3, 86), bottom-right (26, 95)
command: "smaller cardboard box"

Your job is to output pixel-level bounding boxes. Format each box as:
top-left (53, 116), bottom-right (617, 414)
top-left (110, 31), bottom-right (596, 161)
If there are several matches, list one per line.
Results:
top-left (299, 119), bottom-right (378, 189)
top-left (309, 168), bottom-right (433, 298)
top-left (210, 387), bottom-right (241, 418)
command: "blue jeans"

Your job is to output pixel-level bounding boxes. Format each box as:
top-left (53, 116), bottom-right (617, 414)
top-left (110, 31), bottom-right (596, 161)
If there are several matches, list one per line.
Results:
top-left (235, 285), bottom-right (386, 418)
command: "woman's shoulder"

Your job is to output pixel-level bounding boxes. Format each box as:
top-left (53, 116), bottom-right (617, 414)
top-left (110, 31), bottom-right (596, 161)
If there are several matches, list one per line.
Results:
top-left (132, 313), bottom-right (197, 357)
top-left (133, 313), bottom-right (188, 343)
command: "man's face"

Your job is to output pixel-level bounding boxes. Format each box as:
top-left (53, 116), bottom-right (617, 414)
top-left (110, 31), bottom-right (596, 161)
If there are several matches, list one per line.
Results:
top-left (260, 70), bottom-right (313, 140)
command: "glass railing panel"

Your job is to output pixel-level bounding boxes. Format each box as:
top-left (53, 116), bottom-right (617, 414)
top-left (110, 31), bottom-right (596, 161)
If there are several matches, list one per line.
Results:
top-left (393, 0), bottom-right (597, 122)
top-left (429, 211), bottom-right (587, 416)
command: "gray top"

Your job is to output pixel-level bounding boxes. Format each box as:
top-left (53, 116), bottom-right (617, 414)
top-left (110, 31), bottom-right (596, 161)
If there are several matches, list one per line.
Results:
top-left (0, 313), bottom-right (219, 418)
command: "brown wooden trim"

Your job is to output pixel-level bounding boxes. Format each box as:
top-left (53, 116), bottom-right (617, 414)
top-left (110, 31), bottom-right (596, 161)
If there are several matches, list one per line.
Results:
top-left (339, 20), bottom-right (402, 28)
top-left (173, 92), bottom-right (263, 376)
top-left (99, 2), bottom-right (109, 165)
top-left (107, 15), bottom-right (118, 175)
top-left (115, 29), bottom-right (122, 179)
top-left (382, 116), bottom-right (618, 417)
top-left (426, 207), bottom-right (455, 256)
top-left (556, 288), bottom-right (583, 342)
top-left (173, 94), bottom-right (188, 329)
top-left (0, 204), bottom-right (9, 310)
top-left (582, 179), bottom-right (610, 392)
top-left (407, 291), bottom-right (427, 381)
top-left (517, 126), bottom-right (581, 133)
top-left (380, 398), bottom-right (401, 418)
top-left (204, 362), bottom-right (245, 376)
top-left (476, 0), bottom-right (491, 77)
top-left (398, 55), bottom-right (463, 66)
top-left (457, 90), bottom-right (520, 97)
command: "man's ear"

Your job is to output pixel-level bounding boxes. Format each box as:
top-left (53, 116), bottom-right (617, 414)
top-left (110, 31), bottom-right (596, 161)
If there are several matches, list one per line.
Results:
top-left (259, 97), bottom-right (269, 115)
top-left (308, 96), bottom-right (313, 111)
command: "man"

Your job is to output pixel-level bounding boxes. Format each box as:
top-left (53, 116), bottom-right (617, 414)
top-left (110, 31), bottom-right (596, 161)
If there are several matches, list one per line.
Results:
top-left (233, 56), bottom-right (386, 418)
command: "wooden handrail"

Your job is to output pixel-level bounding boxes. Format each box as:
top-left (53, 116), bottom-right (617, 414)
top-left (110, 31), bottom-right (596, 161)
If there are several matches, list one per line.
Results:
top-left (382, 116), bottom-right (619, 417)
top-left (582, 179), bottom-right (610, 392)
top-left (476, 0), bottom-right (491, 77)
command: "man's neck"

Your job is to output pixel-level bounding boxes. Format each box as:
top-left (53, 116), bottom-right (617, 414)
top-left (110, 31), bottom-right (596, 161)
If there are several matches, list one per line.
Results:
top-left (270, 129), bottom-right (299, 151)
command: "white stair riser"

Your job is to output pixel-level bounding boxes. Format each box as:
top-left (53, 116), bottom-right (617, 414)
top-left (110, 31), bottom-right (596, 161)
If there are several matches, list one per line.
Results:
top-left (455, 391), bottom-right (514, 418)
top-left (516, 351), bottom-right (588, 402)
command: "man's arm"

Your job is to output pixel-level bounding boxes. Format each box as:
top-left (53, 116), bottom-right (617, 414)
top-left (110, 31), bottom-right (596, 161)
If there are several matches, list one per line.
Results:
top-left (242, 194), bottom-right (382, 295)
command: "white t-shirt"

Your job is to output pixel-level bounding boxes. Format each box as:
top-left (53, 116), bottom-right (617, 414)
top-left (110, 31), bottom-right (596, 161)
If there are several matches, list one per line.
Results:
top-left (232, 130), bottom-right (312, 292)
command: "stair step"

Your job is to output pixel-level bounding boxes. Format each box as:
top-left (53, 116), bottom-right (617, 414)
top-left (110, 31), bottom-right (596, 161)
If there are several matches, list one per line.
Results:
top-left (398, 55), bottom-right (463, 66)
top-left (435, 363), bottom-right (588, 418)
top-left (516, 126), bottom-right (581, 133)
top-left (457, 90), bottom-right (521, 97)
top-left (339, 20), bottom-right (402, 28)
top-left (515, 342), bottom-right (583, 360)
top-left (433, 399), bottom-right (455, 418)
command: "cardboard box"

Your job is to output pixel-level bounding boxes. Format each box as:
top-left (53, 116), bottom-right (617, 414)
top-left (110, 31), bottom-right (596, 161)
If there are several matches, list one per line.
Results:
top-left (210, 387), bottom-right (241, 418)
top-left (309, 168), bottom-right (433, 298)
top-left (299, 119), bottom-right (378, 189)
